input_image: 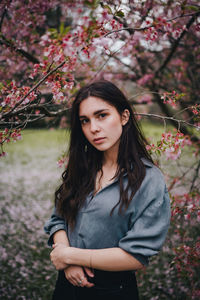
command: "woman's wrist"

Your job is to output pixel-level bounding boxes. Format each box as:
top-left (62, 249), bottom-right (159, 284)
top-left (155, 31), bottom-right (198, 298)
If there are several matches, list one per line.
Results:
top-left (66, 247), bottom-right (92, 268)
top-left (53, 230), bottom-right (70, 247)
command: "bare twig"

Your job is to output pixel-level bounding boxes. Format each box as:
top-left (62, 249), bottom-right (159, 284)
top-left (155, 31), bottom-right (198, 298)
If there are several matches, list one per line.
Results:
top-left (90, 41), bottom-right (128, 81)
top-left (172, 105), bottom-right (199, 118)
top-left (190, 159), bottom-right (200, 192)
top-left (168, 161), bottom-right (198, 191)
top-left (104, 26), bottom-right (148, 37)
top-left (135, 112), bottom-right (200, 130)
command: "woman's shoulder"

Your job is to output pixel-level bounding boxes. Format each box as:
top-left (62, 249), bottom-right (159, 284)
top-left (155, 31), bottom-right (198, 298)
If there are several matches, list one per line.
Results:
top-left (141, 157), bottom-right (166, 190)
top-left (141, 157), bottom-right (164, 174)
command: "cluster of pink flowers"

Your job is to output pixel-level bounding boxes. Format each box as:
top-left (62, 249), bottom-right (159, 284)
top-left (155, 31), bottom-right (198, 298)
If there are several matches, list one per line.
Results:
top-left (144, 25), bottom-right (158, 42)
top-left (29, 63), bottom-right (43, 80)
top-left (173, 241), bottom-right (200, 275)
top-left (161, 90), bottom-right (184, 108)
top-left (191, 104), bottom-right (200, 116)
top-left (0, 128), bottom-right (21, 144)
top-left (146, 130), bottom-right (191, 160)
top-left (57, 154), bottom-right (68, 168)
top-left (144, 16), bottom-right (187, 42)
top-left (171, 192), bottom-right (200, 221)
top-left (0, 128), bottom-right (22, 156)
top-left (0, 81), bottom-right (37, 109)
top-left (167, 190), bottom-right (200, 299)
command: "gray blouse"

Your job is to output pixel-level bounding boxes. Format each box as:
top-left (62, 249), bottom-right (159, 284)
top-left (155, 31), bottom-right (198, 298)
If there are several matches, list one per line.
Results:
top-left (44, 159), bottom-right (171, 266)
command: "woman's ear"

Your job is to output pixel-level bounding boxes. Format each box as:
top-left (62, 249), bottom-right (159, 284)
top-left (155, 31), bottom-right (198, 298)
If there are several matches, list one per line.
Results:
top-left (121, 109), bottom-right (130, 126)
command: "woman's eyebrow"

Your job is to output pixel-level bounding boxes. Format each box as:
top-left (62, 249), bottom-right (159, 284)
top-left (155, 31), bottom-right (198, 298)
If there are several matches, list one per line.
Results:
top-left (79, 109), bottom-right (109, 119)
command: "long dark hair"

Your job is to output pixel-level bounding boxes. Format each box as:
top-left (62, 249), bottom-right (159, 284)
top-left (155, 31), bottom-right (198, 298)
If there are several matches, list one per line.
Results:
top-left (55, 80), bottom-right (154, 228)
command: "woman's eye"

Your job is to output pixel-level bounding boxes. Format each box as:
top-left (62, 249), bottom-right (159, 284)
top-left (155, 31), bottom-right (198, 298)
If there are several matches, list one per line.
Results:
top-left (99, 113), bottom-right (107, 119)
top-left (80, 119), bottom-right (88, 125)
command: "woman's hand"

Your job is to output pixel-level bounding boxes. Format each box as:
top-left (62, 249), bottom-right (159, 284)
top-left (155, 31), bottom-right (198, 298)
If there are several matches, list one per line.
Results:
top-left (50, 243), bottom-right (70, 270)
top-left (64, 266), bottom-right (94, 288)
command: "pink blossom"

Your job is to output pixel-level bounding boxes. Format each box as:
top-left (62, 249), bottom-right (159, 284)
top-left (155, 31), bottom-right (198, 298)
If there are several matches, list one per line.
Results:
top-left (165, 147), bottom-right (181, 160)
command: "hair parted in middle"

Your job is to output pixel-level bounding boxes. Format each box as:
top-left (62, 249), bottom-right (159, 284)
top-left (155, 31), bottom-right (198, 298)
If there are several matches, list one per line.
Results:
top-left (55, 80), bottom-right (154, 228)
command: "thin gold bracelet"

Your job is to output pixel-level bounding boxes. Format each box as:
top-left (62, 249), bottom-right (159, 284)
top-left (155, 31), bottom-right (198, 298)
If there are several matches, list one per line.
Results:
top-left (89, 250), bottom-right (93, 269)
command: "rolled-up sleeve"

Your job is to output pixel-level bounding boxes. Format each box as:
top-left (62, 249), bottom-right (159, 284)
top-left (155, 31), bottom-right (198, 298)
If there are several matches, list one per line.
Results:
top-left (118, 178), bottom-right (171, 266)
top-left (44, 207), bottom-right (67, 247)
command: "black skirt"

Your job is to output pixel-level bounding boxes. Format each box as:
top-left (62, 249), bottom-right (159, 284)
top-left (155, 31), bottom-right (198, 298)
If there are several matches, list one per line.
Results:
top-left (52, 269), bottom-right (139, 300)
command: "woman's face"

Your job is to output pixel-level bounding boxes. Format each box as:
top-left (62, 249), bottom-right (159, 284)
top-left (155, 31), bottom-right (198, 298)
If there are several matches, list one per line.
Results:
top-left (79, 96), bottom-right (129, 153)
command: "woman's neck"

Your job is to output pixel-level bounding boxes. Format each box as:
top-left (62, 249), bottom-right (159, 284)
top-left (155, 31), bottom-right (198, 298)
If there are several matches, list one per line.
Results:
top-left (103, 144), bottom-right (119, 169)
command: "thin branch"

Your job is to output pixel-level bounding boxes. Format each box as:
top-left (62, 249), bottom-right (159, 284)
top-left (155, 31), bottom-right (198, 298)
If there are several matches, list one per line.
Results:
top-left (168, 161), bottom-right (198, 191)
top-left (0, 115), bottom-right (45, 127)
top-left (135, 112), bottom-right (200, 130)
top-left (190, 159), bottom-right (200, 192)
top-left (104, 26), bottom-right (148, 37)
top-left (0, 5), bottom-right (7, 31)
top-left (21, 105), bottom-right (70, 117)
top-left (167, 11), bottom-right (200, 22)
top-left (90, 41), bottom-right (128, 82)
top-left (0, 106), bottom-right (70, 126)
top-left (172, 104), bottom-right (199, 118)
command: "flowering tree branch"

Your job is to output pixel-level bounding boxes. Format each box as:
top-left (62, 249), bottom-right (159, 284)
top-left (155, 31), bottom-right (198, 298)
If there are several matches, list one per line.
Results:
top-left (1, 60), bottom-right (65, 119)
top-left (105, 11), bottom-right (200, 38)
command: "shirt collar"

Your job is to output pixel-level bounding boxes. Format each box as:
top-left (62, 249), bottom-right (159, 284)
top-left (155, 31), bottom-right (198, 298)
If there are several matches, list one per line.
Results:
top-left (89, 158), bottom-right (153, 198)
top-left (141, 157), bottom-right (154, 168)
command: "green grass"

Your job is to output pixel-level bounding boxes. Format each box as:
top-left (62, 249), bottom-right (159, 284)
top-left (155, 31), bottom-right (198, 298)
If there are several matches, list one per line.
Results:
top-left (2, 128), bottom-right (69, 160)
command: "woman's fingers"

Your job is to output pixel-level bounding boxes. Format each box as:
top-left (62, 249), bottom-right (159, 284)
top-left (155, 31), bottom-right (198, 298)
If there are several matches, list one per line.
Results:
top-left (75, 275), bottom-right (95, 288)
top-left (83, 266), bottom-right (94, 278)
top-left (64, 270), bottom-right (78, 286)
top-left (77, 276), bottom-right (84, 286)
top-left (64, 266), bottom-right (94, 288)
top-left (69, 277), bottom-right (83, 287)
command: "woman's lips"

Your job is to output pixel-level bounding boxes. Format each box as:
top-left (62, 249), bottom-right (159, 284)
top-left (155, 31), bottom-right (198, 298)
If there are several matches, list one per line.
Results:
top-left (93, 137), bottom-right (106, 144)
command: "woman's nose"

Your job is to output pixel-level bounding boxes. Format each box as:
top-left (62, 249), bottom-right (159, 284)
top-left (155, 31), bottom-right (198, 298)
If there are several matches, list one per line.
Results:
top-left (90, 120), bottom-right (100, 133)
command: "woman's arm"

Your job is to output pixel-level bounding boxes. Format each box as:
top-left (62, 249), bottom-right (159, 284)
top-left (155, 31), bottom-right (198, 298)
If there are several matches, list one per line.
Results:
top-left (44, 207), bottom-right (68, 247)
top-left (50, 244), bottom-right (144, 271)
top-left (53, 230), bottom-right (70, 246)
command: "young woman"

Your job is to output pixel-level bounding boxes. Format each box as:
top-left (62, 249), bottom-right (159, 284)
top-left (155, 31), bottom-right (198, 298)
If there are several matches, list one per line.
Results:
top-left (44, 80), bottom-right (171, 300)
